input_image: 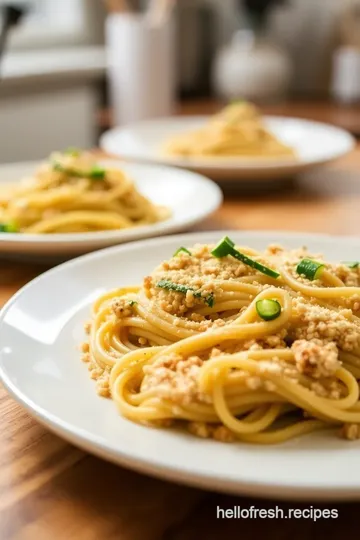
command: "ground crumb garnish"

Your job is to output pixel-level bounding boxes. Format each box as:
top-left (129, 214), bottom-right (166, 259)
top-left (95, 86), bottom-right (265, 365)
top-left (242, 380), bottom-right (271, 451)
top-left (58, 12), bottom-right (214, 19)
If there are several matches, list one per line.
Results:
top-left (84, 321), bottom-right (91, 334)
top-left (188, 421), bottom-right (213, 439)
top-left (81, 342), bottom-right (89, 353)
top-left (292, 339), bottom-right (339, 379)
top-left (213, 425), bottom-right (236, 443)
top-left (80, 242), bottom-right (360, 444)
top-left (341, 423), bottom-right (360, 441)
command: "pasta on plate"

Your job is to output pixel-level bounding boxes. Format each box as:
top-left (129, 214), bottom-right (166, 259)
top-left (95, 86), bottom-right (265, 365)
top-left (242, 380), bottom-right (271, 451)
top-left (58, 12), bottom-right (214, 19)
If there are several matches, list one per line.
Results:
top-left (163, 101), bottom-right (296, 159)
top-left (82, 237), bottom-right (360, 444)
top-left (0, 150), bottom-right (169, 234)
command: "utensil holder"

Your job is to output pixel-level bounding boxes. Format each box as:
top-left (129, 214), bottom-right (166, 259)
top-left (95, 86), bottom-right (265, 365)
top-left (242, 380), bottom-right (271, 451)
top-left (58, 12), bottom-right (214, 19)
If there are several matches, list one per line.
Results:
top-left (106, 13), bottom-right (175, 126)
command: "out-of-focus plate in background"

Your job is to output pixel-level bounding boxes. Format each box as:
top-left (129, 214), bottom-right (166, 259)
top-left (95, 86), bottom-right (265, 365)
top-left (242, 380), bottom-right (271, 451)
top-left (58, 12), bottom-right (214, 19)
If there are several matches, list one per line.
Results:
top-left (0, 160), bottom-right (222, 258)
top-left (100, 116), bottom-right (356, 181)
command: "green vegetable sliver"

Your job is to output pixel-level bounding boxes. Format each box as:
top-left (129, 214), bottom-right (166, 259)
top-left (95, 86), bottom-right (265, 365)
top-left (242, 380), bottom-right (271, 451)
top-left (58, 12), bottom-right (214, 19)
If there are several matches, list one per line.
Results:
top-left (64, 147), bottom-right (81, 157)
top-left (173, 247), bottom-right (191, 256)
top-left (255, 299), bottom-right (281, 321)
top-left (0, 221), bottom-right (19, 233)
top-left (156, 279), bottom-right (214, 307)
top-left (296, 259), bottom-right (324, 281)
top-left (53, 162), bottom-right (106, 180)
top-left (211, 236), bottom-right (280, 279)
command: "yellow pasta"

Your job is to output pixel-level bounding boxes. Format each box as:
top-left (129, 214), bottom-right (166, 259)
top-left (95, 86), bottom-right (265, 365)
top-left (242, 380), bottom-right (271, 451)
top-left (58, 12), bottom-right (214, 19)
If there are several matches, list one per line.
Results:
top-left (0, 150), bottom-right (169, 233)
top-left (82, 240), bottom-right (360, 445)
top-left (163, 101), bottom-right (296, 159)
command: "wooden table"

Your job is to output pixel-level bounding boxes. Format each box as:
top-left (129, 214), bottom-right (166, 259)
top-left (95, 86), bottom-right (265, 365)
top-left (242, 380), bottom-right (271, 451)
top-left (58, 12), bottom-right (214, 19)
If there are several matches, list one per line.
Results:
top-left (99, 99), bottom-right (360, 136)
top-left (1, 144), bottom-right (360, 540)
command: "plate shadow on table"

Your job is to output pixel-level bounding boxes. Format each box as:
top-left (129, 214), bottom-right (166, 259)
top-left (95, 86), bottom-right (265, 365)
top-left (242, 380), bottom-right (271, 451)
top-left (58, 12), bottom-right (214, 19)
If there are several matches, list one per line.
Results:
top-left (215, 167), bottom-right (360, 199)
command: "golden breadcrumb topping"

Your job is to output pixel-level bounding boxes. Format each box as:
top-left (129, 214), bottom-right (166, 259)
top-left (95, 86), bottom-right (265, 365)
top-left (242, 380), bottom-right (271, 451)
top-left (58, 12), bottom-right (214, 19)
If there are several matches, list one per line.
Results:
top-left (332, 264), bottom-right (360, 287)
top-left (341, 423), bottom-right (360, 441)
top-left (142, 353), bottom-right (211, 405)
top-left (188, 422), bottom-right (236, 442)
top-left (83, 242), bottom-right (360, 441)
top-left (291, 297), bottom-right (360, 352)
top-left (111, 298), bottom-right (136, 319)
top-left (291, 339), bottom-right (339, 379)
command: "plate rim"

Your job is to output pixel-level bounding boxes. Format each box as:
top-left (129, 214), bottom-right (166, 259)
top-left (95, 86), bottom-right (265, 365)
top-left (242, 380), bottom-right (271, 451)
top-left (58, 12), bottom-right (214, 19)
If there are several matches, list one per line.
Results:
top-left (2, 229), bottom-right (360, 501)
top-left (100, 115), bottom-right (356, 171)
top-left (0, 159), bottom-right (223, 246)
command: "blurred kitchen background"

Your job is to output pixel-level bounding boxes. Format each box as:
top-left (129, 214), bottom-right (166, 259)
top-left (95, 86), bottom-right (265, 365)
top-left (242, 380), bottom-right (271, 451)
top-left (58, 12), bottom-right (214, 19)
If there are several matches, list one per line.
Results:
top-left (1, 0), bottom-right (360, 162)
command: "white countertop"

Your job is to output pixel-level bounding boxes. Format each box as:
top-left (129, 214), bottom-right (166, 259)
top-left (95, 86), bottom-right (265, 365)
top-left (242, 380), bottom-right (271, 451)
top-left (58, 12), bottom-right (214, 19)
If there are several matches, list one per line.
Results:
top-left (1, 46), bottom-right (106, 86)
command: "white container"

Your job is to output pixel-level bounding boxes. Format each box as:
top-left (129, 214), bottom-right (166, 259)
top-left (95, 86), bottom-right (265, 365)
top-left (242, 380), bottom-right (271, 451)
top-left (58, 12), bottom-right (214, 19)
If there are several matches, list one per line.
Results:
top-left (331, 47), bottom-right (360, 104)
top-left (212, 30), bottom-right (292, 103)
top-left (106, 13), bottom-right (176, 126)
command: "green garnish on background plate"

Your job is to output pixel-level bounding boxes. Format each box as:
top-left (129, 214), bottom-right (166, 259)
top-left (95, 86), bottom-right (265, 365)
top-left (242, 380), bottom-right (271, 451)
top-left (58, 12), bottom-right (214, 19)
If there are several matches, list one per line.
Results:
top-left (0, 221), bottom-right (19, 233)
top-left (53, 162), bottom-right (106, 180)
top-left (64, 147), bottom-right (81, 157)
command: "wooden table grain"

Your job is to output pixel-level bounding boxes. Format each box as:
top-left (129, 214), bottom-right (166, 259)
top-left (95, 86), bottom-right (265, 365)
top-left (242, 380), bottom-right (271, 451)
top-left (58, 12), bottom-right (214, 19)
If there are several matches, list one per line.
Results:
top-left (1, 142), bottom-right (360, 539)
top-left (99, 99), bottom-right (360, 136)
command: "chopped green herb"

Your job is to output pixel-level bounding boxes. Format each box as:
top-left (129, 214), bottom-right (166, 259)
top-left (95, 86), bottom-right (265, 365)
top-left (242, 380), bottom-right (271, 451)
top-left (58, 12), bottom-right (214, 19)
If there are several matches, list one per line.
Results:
top-left (0, 221), bottom-right (19, 233)
top-left (211, 236), bottom-right (280, 279)
top-left (173, 246), bottom-right (191, 256)
top-left (296, 259), bottom-right (324, 281)
top-left (129, 300), bottom-right (137, 307)
top-left (53, 162), bottom-right (80, 176)
top-left (53, 162), bottom-right (106, 180)
top-left (89, 165), bottom-right (106, 179)
top-left (64, 147), bottom-right (81, 157)
top-left (224, 236), bottom-right (235, 247)
top-left (342, 261), bottom-right (360, 269)
top-left (211, 236), bottom-right (235, 258)
top-left (156, 279), bottom-right (214, 307)
top-left (256, 299), bottom-right (281, 321)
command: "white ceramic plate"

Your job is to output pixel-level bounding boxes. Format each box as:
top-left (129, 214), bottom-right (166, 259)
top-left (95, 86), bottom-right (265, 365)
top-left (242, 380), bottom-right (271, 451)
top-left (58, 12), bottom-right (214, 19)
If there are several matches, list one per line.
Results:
top-left (0, 160), bottom-right (222, 257)
top-left (100, 116), bottom-right (356, 181)
top-left (1, 230), bottom-right (360, 501)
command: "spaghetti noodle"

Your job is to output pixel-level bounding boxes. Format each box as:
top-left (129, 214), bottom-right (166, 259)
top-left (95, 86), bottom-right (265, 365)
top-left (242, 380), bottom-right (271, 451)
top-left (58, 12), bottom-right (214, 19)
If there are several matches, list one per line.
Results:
top-left (163, 101), bottom-right (296, 159)
top-left (82, 239), bottom-right (360, 444)
top-left (0, 150), bottom-right (169, 233)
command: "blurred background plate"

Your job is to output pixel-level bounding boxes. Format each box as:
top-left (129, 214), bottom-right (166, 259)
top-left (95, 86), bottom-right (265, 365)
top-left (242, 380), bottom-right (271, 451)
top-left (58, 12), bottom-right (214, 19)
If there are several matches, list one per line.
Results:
top-left (100, 116), bottom-right (356, 181)
top-left (0, 160), bottom-right (222, 258)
